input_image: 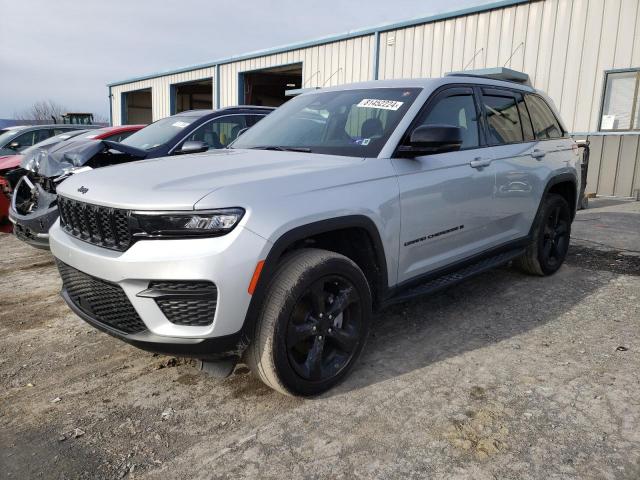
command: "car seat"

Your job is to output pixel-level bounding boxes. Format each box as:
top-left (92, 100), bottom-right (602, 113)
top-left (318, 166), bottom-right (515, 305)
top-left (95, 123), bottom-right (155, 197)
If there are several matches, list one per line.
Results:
top-left (361, 118), bottom-right (383, 139)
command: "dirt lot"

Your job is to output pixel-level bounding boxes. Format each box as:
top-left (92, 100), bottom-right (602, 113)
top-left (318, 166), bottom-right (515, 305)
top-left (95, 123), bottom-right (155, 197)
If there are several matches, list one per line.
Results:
top-left (1, 200), bottom-right (639, 480)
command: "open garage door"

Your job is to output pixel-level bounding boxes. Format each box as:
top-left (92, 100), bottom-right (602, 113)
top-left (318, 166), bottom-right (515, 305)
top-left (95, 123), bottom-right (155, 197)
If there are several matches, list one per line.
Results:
top-left (173, 79), bottom-right (213, 113)
top-left (241, 63), bottom-right (302, 107)
top-left (123, 88), bottom-right (152, 124)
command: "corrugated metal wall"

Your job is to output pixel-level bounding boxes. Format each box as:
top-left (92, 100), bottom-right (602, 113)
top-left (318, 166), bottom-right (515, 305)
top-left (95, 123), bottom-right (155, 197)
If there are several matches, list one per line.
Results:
top-left (110, 66), bottom-right (216, 125)
top-left (377, 0), bottom-right (640, 133)
top-left (109, 0), bottom-right (640, 198)
top-left (574, 134), bottom-right (640, 198)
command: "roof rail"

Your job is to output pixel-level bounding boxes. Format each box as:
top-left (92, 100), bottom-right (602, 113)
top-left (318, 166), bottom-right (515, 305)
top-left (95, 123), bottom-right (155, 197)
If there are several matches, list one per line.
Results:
top-left (446, 67), bottom-right (532, 86)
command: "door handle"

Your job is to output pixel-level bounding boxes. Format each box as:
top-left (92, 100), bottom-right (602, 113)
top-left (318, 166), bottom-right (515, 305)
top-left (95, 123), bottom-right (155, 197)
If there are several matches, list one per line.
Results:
top-left (469, 157), bottom-right (492, 169)
top-left (531, 149), bottom-right (546, 159)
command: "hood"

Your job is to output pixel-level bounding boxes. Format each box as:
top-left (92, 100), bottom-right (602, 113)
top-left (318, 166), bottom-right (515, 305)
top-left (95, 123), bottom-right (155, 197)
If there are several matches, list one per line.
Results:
top-left (22, 139), bottom-right (146, 177)
top-left (56, 149), bottom-right (366, 211)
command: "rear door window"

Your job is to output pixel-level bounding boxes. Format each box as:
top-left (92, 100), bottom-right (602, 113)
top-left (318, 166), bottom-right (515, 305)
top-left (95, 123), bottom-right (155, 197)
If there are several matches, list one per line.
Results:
top-left (482, 93), bottom-right (523, 145)
top-left (515, 93), bottom-right (535, 141)
top-left (525, 94), bottom-right (564, 139)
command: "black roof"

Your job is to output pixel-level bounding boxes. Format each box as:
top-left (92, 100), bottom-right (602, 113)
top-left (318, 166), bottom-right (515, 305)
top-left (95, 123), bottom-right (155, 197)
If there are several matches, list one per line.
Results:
top-left (174, 106), bottom-right (276, 118)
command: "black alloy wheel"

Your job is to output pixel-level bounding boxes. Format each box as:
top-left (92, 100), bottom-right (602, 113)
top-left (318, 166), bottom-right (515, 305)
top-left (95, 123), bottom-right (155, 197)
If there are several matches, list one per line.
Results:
top-left (541, 202), bottom-right (570, 269)
top-left (286, 275), bottom-right (362, 382)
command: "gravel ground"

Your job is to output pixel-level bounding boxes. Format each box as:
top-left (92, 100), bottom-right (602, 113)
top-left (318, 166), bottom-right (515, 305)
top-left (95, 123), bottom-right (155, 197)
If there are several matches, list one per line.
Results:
top-left (1, 202), bottom-right (639, 479)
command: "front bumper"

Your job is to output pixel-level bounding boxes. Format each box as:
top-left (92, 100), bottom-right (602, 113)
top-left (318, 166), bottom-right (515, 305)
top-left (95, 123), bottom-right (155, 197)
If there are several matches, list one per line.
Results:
top-left (49, 220), bottom-right (271, 356)
top-left (9, 204), bottom-right (57, 249)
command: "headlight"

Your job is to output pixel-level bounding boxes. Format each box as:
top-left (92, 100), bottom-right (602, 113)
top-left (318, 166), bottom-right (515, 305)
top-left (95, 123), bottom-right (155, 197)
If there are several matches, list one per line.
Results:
top-left (130, 208), bottom-right (245, 238)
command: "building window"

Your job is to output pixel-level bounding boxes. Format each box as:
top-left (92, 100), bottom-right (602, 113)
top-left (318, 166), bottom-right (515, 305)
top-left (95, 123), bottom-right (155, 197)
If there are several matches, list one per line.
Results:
top-left (600, 69), bottom-right (640, 131)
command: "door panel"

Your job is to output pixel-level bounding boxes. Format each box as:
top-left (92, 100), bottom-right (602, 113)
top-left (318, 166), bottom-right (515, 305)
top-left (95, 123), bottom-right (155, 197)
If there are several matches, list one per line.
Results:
top-left (392, 86), bottom-right (500, 283)
top-left (393, 149), bottom-right (497, 282)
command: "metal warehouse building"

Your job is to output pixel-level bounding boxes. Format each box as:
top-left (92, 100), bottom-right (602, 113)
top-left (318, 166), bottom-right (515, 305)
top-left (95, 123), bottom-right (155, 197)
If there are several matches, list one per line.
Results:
top-left (108, 0), bottom-right (640, 198)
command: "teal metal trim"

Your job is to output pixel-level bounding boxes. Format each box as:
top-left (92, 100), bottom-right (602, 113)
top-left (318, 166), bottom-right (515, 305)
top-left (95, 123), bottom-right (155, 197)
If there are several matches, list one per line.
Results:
top-left (169, 85), bottom-right (176, 115)
top-left (215, 65), bottom-right (221, 108)
top-left (373, 31), bottom-right (380, 80)
top-left (107, 0), bottom-right (529, 87)
top-left (108, 86), bottom-right (113, 126)
top-left (571, 131), bottom-right (640, 137)
top-left (238, 72), bottom-right (244, 104)
top-left (120, 92), bottom-right (127, 125)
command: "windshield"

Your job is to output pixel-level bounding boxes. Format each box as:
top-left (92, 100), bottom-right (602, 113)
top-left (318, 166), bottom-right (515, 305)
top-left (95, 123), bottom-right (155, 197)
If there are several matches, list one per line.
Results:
top-left (121, 116), bottom-right (200, 150)
top-left (231, 88), bottom-right (421, 157)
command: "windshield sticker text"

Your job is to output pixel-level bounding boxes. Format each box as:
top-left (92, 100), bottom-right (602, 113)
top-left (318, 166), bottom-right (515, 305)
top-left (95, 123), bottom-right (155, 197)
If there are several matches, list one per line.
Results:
top-left (357, 99), bottom-right (404, 111)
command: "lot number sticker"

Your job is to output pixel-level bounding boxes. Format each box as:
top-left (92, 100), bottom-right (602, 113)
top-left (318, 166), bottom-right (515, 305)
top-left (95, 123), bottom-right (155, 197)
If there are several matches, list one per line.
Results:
top-left (357, 99), bottom-right (404, 111)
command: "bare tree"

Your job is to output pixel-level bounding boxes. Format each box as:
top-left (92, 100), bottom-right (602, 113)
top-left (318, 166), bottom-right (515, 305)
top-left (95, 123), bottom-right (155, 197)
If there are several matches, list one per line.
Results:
top-left (14, 100), bottom-right (68, 122)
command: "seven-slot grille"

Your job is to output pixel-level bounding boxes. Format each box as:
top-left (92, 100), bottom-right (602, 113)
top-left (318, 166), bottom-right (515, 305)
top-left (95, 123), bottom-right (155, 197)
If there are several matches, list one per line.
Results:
top-left (56, 260), bottom-right (146, 334)
top-left (58, 196), bottom-right (132, 251)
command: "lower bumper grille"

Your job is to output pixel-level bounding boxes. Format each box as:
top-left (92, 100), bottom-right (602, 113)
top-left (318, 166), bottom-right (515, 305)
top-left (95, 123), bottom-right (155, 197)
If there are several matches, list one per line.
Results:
top-left (139, 281), bottom-right (218, 327)
top-left (56, 260), bottom-right (146, 334)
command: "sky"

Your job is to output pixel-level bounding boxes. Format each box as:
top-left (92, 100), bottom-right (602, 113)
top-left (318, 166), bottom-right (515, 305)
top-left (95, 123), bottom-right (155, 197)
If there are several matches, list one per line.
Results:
top-left (0, 0), bottom-right (491, 119)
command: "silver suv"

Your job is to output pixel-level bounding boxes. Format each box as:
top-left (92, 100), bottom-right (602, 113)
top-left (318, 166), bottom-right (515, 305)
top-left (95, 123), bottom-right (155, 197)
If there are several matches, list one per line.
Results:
top-left (49, 70), bottom-right (580, 396)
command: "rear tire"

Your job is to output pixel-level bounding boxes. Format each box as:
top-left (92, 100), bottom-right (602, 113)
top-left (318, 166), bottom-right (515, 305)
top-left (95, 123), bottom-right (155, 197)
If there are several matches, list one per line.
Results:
top-left (516, 193), bottom-right (571, 276)
top-left (246, 249), bottom-right (372, 396)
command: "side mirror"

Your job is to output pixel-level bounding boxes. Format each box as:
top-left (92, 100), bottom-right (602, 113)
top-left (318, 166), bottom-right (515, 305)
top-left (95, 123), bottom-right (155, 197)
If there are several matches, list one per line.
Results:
top-left (177, 140), bottom-right (209, 154)
top-left (397, 125), bottom-right (463, 157)
top-left (9, 141), bottom-right (20, 150)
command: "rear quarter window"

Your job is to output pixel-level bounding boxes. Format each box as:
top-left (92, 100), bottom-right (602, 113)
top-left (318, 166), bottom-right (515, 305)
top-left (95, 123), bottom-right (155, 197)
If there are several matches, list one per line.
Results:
top-left (525, 94), bottom-right (564, 140)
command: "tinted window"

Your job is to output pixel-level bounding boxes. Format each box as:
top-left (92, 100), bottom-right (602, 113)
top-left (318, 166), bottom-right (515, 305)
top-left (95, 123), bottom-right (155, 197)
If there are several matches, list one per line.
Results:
top-left (103, 131), bottom-right (137, 143)
top-left (232, 88), bottom-right (421, 158)
top-left (525, 94), bottom-right (563, 139)
top-left (516, 94), bottom-right (535, 141)
top-left (483, 95), bottom-right (523, 145)
top-left (415, 93), bottom-right (480, 149)
top-left (10, 129), bottom-right (51, 152)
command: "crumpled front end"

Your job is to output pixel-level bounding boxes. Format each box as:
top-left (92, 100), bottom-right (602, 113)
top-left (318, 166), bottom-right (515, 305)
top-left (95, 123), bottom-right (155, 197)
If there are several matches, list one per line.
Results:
top-left (9, 173), bottom-right (61, 249)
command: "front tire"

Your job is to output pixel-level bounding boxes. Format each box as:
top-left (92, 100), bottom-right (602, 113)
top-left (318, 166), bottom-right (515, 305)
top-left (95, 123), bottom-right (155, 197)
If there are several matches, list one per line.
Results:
top-left (246, 249), bottom-right (372, 396)
top-left (516, 193), bottom-right (571, 276)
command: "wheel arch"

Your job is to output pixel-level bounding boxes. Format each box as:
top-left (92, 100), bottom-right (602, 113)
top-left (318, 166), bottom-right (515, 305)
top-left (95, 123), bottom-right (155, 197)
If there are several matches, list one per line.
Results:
top-left (241, 215), bottom-right (389, 339)
top-left (530, 174), bottom-right (579, 236)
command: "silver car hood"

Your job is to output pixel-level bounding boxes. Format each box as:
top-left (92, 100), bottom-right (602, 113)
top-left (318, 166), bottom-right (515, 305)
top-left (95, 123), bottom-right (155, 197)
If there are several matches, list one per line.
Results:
top-left (55, 149), bottom-right (366, 210)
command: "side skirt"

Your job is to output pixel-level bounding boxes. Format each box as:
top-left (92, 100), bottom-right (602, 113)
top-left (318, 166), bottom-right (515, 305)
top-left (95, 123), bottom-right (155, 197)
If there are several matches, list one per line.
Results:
top-left (382, 239), bottom-right (528, 307)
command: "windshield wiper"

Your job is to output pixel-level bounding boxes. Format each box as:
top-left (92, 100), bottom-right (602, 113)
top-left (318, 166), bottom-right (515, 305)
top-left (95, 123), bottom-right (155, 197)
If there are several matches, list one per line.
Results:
top-left (250, 146), bottom-right (312, 153)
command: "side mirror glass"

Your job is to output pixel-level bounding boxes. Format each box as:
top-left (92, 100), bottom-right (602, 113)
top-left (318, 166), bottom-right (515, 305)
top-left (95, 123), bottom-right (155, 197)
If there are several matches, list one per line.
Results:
top-left (9, 141), bottom-right (20, 150)
top-left (177, 140), bottom-right (209, 154)
top-left (397, 125), bottom-right (463, 157)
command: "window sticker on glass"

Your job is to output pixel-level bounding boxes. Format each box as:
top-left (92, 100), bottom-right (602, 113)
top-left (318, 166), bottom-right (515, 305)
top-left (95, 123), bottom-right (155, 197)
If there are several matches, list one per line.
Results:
top-left (361, 138), bottom-right (371, 146)
top-left (172, 121), bottom-right (190, 128)
top-left (357, 99), bottom-right (404, 111)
